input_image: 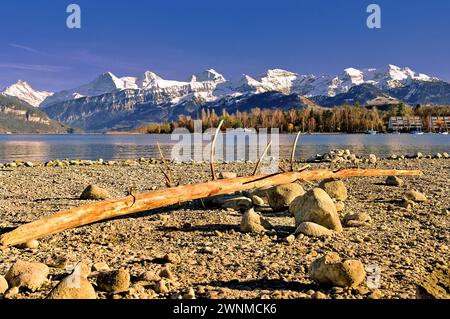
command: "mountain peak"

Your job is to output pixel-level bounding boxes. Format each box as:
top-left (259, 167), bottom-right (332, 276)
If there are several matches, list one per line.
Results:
top-left (190, 69), bottom-right (225, 83)
top-left (2, 80), bottom-right (53, 107)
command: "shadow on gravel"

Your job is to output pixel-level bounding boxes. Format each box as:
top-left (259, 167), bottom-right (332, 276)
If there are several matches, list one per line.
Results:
top-left (260, 210), bottom-right (291, 218)
top-left (0, 226), bottom-right (17, 235)
top-left (207, 279), bottom-right (316, 292)
top-left (33, 197), bottom-right (79, 202)
top-left (157, 224), bottom-right (239, 233)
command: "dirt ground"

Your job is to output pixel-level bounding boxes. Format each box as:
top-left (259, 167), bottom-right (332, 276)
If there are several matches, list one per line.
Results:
top-left (0, 158), bottom-right (448, 299)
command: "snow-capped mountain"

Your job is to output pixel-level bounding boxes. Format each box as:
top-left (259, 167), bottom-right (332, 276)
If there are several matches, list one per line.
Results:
top-left (38, 64), bottom-right (441, 108)
top-left (41, 69), bottom-right (227, 107)
top-left (1, 80), bottom-right (53, 107)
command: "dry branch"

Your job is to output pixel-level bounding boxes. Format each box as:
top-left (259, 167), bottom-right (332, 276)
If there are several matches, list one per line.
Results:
top-left (290, 132), bottom-right (301, 172)
top-left (157, 142), bottom-right (175, 187)
top-left (0, 168), bottom-right (422, 249)
top-left (210, 120), bottom-right (224, 181)
top-left (252, 141), bottom-right (272, 176)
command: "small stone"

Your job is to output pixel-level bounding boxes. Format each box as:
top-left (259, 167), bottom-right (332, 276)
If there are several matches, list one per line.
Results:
top-left (385, 176), bottom-right (404, 187)
top-left (92, 262), bottom-right (110, 272)
top-left (97, 269), bottom-right (130, 293)
top-left (4, 287), bottom-right (19, 299)
top-left (5, 260), bottom-right (49, 291)
top-left (80, 185), bottom-right (110, 200)
top-left (368, 289), bottom-right (383, 299)
top-left (140, 271), bottom-right (161, 282)
top-left (309, 252), bottom-right (366, 288)
top-left (295, 222), bottom-right (334, 237)
top-left (163, 253), bottom-right (181, 265)
top-left (154, 280), bottom-right (169, 294)
top-left (159, 267), bottom-right (175, 280)
top-left (355, 286), bottom-right (370, 295)
top-left (268, 183), bottom-right (305, 211)
top-left (312, 291), bottom-right (327, 299)
top-left (220, 196), bottom-right (253, 211)
top-left (0, 275), bottom-right (8, 294)
top-left (183, 287), bottom-right (196, 299)
top-left (401, 199), bottom-right (416, 210)
top-left (45, 255), bottom-right (69, 269)
top-left (47, 273), bottom-right (96, 299)
top-left (319, 179), bottom-right (348, 201)
top-left (17, 239), bottom-right (39, 250)
top-left (240, 208), bottom-right (273, 233)
top-left (284, 235), bottom-right (296, 244)
top-left (404, 190), bottom-right (427, 202)
top-left (250, 195), bottom-right (265, 206)
top-left (290, 188), bottom-right (342, 232)
top-left (218, 172), bottom-right (237, 179)
top-left (25, 162), bottom-right (34, 167)
top-left (343, 212), bottom-right (372, 227)
top-left (335, 201), bottom-right (345, 213)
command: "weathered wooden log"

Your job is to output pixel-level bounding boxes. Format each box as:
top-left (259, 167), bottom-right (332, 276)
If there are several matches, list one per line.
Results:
top-left (0, 168), bottom-right (421, 249)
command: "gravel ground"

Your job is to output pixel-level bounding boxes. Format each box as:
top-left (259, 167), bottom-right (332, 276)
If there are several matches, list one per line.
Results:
top-left (0, 158), bottom-right (448, 299)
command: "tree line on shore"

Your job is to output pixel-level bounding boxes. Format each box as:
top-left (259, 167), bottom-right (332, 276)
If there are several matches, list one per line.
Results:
top-left (131, 104), bottom-right (450, 134)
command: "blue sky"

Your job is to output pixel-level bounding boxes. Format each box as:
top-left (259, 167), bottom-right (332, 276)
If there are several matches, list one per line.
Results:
top-left (0, 0), bottom-right (449, 91)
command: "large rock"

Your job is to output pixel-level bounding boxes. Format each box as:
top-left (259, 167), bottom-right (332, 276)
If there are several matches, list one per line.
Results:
top-left (47, 274), bottom-right (96, 299)
top-left (309, 252), bottom-right (366, 288)
top-left (416, 267), bottom-right (450, 299)
top-left (5, 260), bottom-right (49, 291)
top-left (289, 188), bottom-right (342, 232)
top-left (319, 179), bottom-right (348, 201)
top-left (240, 208), bottom-right (272, 233)
top-left (385, 176), bottom-right (404, 187)
top-left (0, 275), bottom-right (8, 294)
top-left (97, 269), bottom-right (130, 293)
top-left (80, 185), bottom-right (110, 200)
top-left (404, 190), bottom-right (427, 202)
top-left (295, 222), bottom-right (334, 237)
top-left (267, 183), bottom-right (305, 211)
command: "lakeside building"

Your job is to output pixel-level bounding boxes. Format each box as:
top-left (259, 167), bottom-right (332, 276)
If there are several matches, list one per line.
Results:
top-left (388, 116), bottom-right (423, 132)
top-left (429, 116), bottom-right (450, 132)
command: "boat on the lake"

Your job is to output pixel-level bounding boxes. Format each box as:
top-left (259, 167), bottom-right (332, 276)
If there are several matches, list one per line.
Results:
top-left (410, 130), bottom-right (424, 135)
top-left (365, 130), bottom-right (378, 135)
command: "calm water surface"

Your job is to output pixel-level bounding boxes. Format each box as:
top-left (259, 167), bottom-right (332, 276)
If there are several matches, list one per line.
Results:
top-left (0, 133), bottom-right (448, 163)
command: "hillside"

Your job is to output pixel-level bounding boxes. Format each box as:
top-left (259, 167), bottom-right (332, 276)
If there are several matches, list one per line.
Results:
top-left (0, 95), bottom-right (68, 133)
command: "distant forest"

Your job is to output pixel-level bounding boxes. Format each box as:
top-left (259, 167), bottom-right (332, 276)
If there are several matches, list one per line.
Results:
top-left (131, 104), bottom-right (450, 134)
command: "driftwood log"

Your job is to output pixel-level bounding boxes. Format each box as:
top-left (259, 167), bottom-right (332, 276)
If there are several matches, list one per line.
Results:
top-left (0, 168), bottom-right (421, 249)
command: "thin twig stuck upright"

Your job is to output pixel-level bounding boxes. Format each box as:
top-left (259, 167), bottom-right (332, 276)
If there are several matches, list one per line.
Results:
top-left (290, 131), bottom-right (301, 172)
top-left (210, 120), bottom-right (224, 181)
top-left (252, 140), bottom-right (272, 176)
top-left (157, 142), bottom-right (175, 187)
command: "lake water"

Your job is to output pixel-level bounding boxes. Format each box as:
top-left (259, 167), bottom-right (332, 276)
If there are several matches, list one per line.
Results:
top-left (0, 133), bottom-right (448, 163)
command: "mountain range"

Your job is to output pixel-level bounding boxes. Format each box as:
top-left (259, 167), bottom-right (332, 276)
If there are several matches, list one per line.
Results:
top-left (1, 64), bottom-right (449, 132)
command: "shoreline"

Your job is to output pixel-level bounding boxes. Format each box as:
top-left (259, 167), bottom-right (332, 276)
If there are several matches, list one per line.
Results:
top-left (1, 150), bottom-right (448, 169)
